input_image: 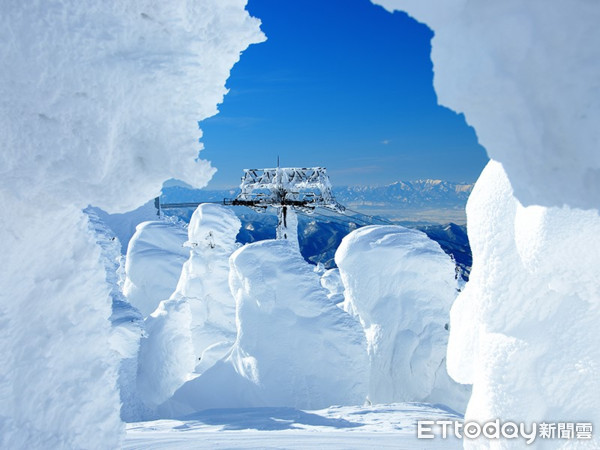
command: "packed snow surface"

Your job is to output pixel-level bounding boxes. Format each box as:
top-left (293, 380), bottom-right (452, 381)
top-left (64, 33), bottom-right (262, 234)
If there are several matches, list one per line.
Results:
top-left (336, 225), bottom-right (470, 412)
top-left (0, 1), bottom-right (263, 447)
top-left (156, 239), bottom-right (369, 417)
top-left (123, 221), bottom-right (189, 318)
top-left (124, 403), bottom-right (463, 449)
top-left (372, 1), bottom-right (600, 446)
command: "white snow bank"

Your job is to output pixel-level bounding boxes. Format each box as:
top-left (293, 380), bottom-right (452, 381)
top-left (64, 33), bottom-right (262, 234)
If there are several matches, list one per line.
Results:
top-left (123, 221), bottom-right (189, 317)
top-left (128, 204), bottom-right (242, 416)
top-left (0, 202), bottom-right (123, 449)
top-left (86, 201), bottom-right (159, 254)
top-left (372, 0), bottom-right (600, 210)
top-left (171, 204), bottom-right (241, 372)
top-left (447, 161), bottom-right (600, 440)
top-left (336, 225), bottom-right (469, 412)
top-left (158, 240), bottom-right (369, 416)
top-left (320, 268), bottom-right (344, 304)
top-left (136, 298), bottom-right (195, 408)
top-left (0, 1), bottom-right (263, 446)
top-left (372, 1), bottom-right (600, 443)
top-left (0, 0), bottom-right (265, 213)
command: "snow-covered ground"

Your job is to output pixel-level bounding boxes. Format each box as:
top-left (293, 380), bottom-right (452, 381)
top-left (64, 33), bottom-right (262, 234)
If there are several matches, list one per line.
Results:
top-left (124, 403), bottom-right (462, 449)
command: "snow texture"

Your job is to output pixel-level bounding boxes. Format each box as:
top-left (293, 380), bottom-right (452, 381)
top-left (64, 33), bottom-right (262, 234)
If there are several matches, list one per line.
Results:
top-left (373, 1), bottom-right (600, 446)
top-left (320, 268), bottom-right (345, 305)
top-left (123, 221), bottom-right (189, 318)
top-left (0, 1), bottom-right (263, 447)
top-left (0, 202), bottom-right (124, 449)
top-left (137, 298), bottom-right (195, 408)
top-left (133, 204), bottom-right (242, 414)
top-left (125, 403), bottom-right (463, 449)
top-left (158, 240), bottom-right (369, 416)
top-left (0, 0), bottom-right (264, 212)
top-left (171, 204), bottom-right (241, 373)
top-left (86, 201), bottom-right (159, 254)
top-left (448, 162), bottom-right (600, 447)
top-left (336, 225), bottom-right (469, 412)
top-left (86, 207), bottom-right (147, 421)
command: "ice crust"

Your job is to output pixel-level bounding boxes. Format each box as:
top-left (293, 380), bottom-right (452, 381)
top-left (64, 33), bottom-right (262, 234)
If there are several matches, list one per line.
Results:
top-left (336, 225), bottom-right (469, 412)
top-left (372, 1), bottom-right (600, 444)
top-left (156, 239), bottom-right (369, 416)
top-left (0, 1), bottom-right (263, 447)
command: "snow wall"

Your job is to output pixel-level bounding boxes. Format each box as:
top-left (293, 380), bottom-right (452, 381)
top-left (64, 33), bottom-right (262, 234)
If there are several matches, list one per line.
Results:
top-left (0, 1), bottom-right (264, 448)
top-left (372, 1), bottom-right (600, 445)
top-left (156, 239), bottom-right (369, 417)
top-left (171, 204), bottom-right (241, 372)
top-left (336, 225), bottom-right (470, 413)
top-left (135, 204), bottom-right (242, 411)
top-left (123, 221), bottom-right (189, 317)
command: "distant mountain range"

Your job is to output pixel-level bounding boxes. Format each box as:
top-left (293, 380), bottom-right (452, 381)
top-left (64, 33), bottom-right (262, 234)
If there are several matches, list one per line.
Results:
top-left (334, 179), bottom-right (473, 209)
top-left (159, 180), bottom-right (474, 279)
top-left (161, 179), bottom-right (473, 218)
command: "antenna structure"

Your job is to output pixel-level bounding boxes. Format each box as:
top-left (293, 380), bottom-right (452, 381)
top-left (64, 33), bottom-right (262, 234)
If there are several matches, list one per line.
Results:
top-left (225, 166), bottom-right (344, 247)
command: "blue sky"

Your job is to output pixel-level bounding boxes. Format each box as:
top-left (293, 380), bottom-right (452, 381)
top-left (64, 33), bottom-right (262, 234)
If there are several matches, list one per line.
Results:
top-left (200, 0), bottom-right (488, 189)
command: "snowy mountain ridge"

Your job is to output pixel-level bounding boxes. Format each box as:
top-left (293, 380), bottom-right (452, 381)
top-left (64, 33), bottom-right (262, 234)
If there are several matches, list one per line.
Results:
top-left (334, 179), bottom-right (473, 208)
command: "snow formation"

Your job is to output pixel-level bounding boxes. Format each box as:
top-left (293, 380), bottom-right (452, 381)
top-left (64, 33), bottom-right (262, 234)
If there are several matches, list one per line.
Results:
top-left (86, 201), bottom-right (159, 254)
top-left (135, 204), bottom-right (241, 412)
top-left (0, 1), bottom-right (263, 447)
top-left (171, 204), bottom-right (241, 372)
top-left (320, 268), bottom-right (345, 305)
top-left (123, 221), bottom-right (189, 317)
top-left (448, 161), bottom-right (600, 441)
top-left (336, 225), bottom-right (469, 412)
top-left (373, 0), bottom-right (600, 444)
top-left (137, 297), bottom-right (196, 408)
top-left (158, 239), bottom-right (369, 417)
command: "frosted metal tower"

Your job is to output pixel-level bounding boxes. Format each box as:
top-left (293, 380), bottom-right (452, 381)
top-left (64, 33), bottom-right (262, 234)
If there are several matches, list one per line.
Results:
top-left (226, 166), bottom-right (344, 248)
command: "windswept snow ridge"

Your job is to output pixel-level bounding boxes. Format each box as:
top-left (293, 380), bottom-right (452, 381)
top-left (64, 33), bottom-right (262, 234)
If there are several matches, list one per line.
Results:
top-left (0, 1), bottom-right (263, 447)
top-left (336, 225), bottom-right (470, 412)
